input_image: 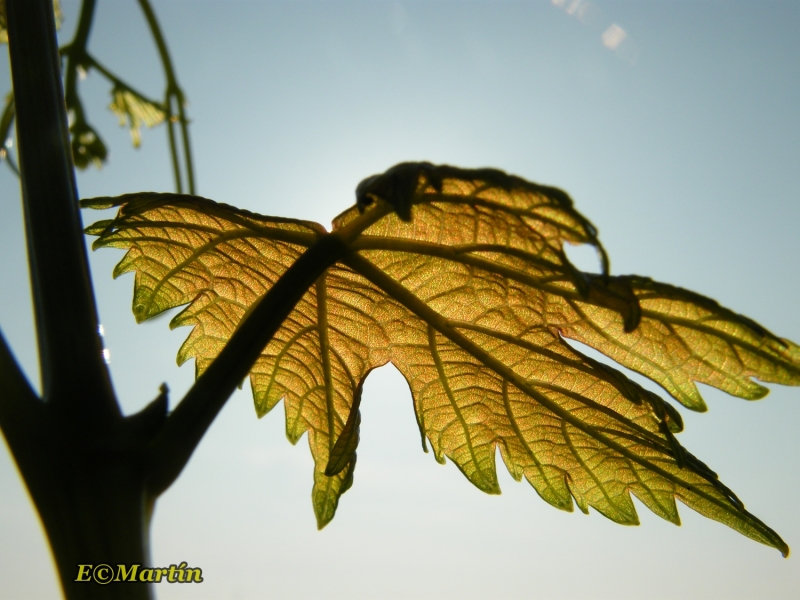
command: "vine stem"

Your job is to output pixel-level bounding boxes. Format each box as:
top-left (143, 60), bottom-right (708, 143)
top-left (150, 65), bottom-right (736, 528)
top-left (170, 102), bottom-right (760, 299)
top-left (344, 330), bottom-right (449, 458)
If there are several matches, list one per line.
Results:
top-left (6, 0), bottom-right (116, 416)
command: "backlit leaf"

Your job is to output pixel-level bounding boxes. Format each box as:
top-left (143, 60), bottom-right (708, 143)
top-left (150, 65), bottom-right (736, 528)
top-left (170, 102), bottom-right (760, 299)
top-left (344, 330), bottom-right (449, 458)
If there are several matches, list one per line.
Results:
top-left (83, 162), bottom-right (798, 553)
top-left (109, 86), bottom-right (166, 148)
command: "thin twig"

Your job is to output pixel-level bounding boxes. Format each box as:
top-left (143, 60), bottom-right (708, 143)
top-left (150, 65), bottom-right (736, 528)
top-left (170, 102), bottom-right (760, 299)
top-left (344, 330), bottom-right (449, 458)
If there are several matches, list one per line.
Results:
top-left (0, 149), bottom-right (20, 175)
top-left (137, 0), bottom-right (195, 193)
top-left (0, 95), bottom-right (19, 176)
top-left (84, 54), bottom-right (165, 109)
top-left (176, 89), bottom-right (195, 194)
top-left (62, 0), bottom-right (96, 125)
top-left (165, 99), bottom-right (183, 192)
top-left (0, 328), bottom-right (40, 419)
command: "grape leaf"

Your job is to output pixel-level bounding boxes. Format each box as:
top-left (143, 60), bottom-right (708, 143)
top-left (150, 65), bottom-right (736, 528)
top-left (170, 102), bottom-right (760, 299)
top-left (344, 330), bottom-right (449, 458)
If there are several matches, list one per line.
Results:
top-left (83, 162), bottom-right (798, 554)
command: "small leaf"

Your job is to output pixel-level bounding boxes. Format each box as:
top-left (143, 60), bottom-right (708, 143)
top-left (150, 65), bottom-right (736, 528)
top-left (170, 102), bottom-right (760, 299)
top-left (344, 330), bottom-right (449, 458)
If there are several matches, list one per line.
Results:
top-left (70, 120), bottom-right (107, 169)
top-left (109, 86), bottom-right (165, 148)
top-left (85, 163), bottom-right (798, 554)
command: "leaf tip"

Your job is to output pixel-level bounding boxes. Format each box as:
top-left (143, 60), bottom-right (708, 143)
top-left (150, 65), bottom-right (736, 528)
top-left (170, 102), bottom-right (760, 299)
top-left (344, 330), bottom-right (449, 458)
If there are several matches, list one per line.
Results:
top-left (80, 196), bottom-right (120, 210)
top-left (84, 219), bottom-right (114, 237)
top-left (744, 381), bottom-right (770, 401)
top-left (764, 528), bottom-right (790, 559)
top-left (315, 514), bottom-right (332, 531)
top-left (132, 304), bottom-right (149, 324)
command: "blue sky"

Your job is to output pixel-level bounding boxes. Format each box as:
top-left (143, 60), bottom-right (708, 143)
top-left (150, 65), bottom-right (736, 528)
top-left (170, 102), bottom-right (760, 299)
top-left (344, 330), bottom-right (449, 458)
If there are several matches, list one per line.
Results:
top-left (1, 1), bottom-right (799, 598)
